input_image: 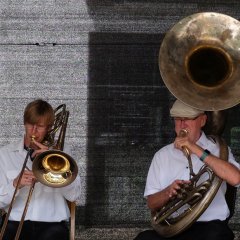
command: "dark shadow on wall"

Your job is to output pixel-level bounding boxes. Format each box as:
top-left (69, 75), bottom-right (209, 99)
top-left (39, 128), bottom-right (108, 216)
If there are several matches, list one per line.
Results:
top-left (84, 31), bottom-right (174, 226)
top-left (81, 34), bottom-right (240, 227)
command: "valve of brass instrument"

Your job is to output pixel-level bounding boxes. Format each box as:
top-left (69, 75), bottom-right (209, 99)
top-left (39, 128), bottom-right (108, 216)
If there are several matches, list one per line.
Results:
top-left (176, 182), bottom-right (193, 199)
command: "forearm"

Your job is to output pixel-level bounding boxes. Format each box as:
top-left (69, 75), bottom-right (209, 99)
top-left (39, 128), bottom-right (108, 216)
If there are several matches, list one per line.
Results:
top-left (203, 154), bottom-right (240, 186)
top-left (0, 181), bottom-right (17, 208)
top-left (61, 175), bottom-right (81, 203)
top-left (147, 187), bottom-right (172, 212)
top-left (191, 144), bottom-right (240, 186)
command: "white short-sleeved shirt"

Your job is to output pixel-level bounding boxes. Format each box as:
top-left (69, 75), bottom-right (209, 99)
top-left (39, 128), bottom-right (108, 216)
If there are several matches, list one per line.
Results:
top-left (144, 132), bottom-right (240, 221)
top-left (0, 137), bottom-right (81, 222)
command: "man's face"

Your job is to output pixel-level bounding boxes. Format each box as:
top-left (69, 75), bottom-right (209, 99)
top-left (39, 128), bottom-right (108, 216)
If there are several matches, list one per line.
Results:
top-left (24, 119), bottom-right (50, 146)
top-left (174, 114), bottom-right (207, 142)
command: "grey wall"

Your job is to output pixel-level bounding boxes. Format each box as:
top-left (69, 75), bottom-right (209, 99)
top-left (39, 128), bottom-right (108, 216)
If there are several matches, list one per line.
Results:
top-left (0, 0), bottom-right (239, 229)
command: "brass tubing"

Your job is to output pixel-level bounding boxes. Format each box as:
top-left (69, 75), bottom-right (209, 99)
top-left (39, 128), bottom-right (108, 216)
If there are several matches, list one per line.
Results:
top-left (15, 182), bottom-right (36, 240)
top-left (0, 148), bottom-right (32, 240)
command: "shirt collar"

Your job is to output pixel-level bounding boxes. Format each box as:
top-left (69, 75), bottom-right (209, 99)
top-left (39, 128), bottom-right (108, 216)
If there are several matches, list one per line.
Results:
top-left (196, 131), bottom-right (208, 148)
top-left (9, 137), bottom-right (25, 153)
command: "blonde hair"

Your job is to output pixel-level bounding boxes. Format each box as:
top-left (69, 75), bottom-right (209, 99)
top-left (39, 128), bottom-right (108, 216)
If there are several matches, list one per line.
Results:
top-left (24, 99), bottom-right (55, 127)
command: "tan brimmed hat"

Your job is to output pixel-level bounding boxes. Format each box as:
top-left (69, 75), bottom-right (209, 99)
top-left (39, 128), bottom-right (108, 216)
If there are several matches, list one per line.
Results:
top-left (170, 99), bottom-right (204, 118)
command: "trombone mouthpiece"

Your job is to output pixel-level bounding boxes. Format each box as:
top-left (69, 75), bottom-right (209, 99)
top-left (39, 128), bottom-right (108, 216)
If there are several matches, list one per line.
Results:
top-left (31, 135), bottom-right (36, 142)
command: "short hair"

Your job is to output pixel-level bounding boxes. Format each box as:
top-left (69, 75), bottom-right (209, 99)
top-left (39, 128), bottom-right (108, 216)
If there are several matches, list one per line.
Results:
top-left (24, 99), bottom-right (55, 127)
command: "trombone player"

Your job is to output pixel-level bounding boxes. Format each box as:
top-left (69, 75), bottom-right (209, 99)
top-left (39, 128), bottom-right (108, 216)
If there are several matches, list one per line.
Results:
top-left (0, 99), bottom-right (81, 240)
top-left (134, 100), bottom-right (240, 240)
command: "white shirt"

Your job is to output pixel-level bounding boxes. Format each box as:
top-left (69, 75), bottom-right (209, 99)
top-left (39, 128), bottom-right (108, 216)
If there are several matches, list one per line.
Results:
top-left (144, 132), bottom-right (240, 221)
top-left (0, 137), bottom-right (81, 222)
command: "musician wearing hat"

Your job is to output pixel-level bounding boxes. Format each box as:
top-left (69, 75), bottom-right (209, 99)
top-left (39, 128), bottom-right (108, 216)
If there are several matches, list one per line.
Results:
top-left (134, 99), bottom-right (240, 240)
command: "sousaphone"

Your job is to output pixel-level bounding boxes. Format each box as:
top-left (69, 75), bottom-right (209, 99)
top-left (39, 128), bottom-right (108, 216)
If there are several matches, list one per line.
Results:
top-left (152, 12), bottom-right (240, 237)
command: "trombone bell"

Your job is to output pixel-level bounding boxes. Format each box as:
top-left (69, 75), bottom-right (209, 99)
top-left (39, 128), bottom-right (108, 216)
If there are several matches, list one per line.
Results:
top-left (32, 150), bottom-right (78, 187)
top-left (42, 153), bottom-right (70, 173)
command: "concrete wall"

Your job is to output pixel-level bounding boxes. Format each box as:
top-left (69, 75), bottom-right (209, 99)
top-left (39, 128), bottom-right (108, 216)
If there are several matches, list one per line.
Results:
top-left (0, 0), bottom-right (239, 230)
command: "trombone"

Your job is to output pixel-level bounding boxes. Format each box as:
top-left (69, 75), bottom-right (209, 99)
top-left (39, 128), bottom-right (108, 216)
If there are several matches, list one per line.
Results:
top-left (0, 104), bottom-right (78, 240)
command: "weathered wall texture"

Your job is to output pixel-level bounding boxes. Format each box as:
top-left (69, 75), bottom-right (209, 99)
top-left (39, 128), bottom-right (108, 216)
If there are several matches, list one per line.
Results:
top-left (0, 0), bottom-right (239, 231)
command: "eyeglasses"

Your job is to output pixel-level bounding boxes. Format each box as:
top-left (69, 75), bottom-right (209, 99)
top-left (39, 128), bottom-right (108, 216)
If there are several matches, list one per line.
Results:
top-left (174, 116), bottom-right (199, 121)
top-left (26, 123), bottom-right (49, 132)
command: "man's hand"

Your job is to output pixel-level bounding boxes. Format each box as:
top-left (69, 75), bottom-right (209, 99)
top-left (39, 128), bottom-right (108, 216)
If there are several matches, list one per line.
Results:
top-left (13, 170), bottom-right (36, 189)
top-left (166, 179), bottom-right (191, 199)
top-left (31, 139), bottom-right (49, 158)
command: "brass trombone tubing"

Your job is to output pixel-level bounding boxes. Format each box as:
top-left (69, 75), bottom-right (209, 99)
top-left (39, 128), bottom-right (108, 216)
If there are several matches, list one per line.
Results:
top-left (0, 148), bottom-right (33, 240)
top-left (15, 181), bottom-right (36, 240)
